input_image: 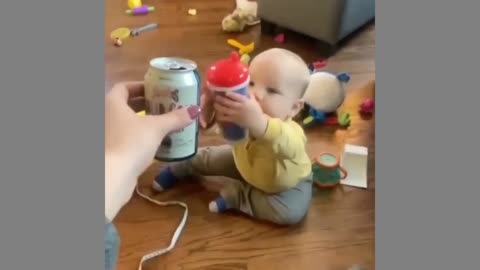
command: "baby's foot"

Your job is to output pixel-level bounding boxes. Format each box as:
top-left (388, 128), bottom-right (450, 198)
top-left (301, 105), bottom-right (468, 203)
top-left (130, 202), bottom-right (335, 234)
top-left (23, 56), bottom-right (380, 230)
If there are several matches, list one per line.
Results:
top-left (152, 167), bottom-right (178, 192)
top-left (208, 196), bottom-right (229, 213)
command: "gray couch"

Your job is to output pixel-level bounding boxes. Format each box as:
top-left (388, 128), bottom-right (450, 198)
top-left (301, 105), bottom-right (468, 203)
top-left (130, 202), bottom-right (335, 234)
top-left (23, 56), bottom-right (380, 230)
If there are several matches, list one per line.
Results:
top-left (257, 0), bottom-right (375, 50)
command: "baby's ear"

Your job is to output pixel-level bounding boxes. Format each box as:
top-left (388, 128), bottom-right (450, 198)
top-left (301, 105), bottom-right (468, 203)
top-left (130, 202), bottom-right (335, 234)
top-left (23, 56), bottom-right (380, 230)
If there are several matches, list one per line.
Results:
top-left (291, 99), bottom-right (305, 117)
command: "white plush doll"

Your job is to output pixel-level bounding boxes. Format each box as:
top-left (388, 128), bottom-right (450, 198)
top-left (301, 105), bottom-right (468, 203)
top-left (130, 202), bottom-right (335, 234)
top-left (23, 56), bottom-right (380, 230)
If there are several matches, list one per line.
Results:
top-left (301, 71), bottom-right (351, 127)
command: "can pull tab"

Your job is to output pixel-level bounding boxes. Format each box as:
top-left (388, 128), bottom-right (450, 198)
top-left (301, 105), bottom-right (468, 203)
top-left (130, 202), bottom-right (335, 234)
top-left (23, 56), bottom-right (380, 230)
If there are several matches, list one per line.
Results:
top-left (169, 66), bottom-right (186, 71)
top-left (166, 61), bottom-right (186, 71)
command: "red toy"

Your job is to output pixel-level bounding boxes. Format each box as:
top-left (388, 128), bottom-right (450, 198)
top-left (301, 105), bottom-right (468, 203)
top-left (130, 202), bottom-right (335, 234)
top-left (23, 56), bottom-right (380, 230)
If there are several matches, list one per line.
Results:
top-left (274, 33), bottom-right (285, 43)
top-left (312, 60), bottom-right (327, 70)
top-left (359, 98), bottom-right (375, 114)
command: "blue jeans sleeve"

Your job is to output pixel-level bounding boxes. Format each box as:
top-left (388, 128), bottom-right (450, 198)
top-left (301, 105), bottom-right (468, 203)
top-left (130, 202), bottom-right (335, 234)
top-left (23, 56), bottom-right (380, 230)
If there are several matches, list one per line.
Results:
top-left (105, 219), bottom-right (120, 270)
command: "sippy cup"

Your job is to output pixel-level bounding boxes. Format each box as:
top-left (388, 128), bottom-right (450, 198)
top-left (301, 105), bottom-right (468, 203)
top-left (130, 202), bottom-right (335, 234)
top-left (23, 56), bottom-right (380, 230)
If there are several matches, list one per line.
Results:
top-left (206, 52), bottom-right (250, 142)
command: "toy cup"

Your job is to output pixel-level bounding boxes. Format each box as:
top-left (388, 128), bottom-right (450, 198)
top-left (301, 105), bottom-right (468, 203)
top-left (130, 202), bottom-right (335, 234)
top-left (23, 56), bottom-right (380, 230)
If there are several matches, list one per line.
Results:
top-left (312, 152), bottom-right (348, 188)
top-left (206, 52), bottom-right (250, 142)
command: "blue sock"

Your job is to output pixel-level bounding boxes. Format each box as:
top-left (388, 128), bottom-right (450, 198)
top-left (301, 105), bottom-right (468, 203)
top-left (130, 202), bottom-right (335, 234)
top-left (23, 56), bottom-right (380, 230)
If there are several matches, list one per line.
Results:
top-left (154, 167), bottom-right (177, 190)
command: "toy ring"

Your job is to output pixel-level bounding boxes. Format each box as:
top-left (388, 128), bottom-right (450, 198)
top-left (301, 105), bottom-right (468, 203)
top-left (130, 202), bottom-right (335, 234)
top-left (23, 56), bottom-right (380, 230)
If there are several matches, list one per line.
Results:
top-left (110, 27), bottom-right (131, 40)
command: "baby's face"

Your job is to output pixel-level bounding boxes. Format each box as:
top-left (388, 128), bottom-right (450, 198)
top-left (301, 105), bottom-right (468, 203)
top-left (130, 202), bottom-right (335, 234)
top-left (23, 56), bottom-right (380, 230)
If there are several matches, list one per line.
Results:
top-left (248, 50), bottom-right (307, 120)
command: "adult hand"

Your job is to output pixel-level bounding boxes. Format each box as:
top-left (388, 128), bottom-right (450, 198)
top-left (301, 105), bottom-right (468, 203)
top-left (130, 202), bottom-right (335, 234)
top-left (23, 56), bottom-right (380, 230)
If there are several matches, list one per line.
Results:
top-left (105, 81), bottom-right (200, 221)
top-left (199, 89), bottom-right (216, 129)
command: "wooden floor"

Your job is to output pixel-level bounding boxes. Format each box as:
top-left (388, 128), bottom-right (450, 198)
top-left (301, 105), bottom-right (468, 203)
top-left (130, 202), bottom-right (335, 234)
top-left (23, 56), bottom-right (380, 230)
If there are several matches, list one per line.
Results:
top-left (106, 0), bottom-right (375, 269)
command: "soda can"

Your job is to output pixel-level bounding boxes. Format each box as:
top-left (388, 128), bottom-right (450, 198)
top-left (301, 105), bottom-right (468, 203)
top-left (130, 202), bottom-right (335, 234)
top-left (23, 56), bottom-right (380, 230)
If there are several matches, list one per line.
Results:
top-left (206, 52), bottom-right (250, 142)
top-left (144, 57), bottom-right (201, 161)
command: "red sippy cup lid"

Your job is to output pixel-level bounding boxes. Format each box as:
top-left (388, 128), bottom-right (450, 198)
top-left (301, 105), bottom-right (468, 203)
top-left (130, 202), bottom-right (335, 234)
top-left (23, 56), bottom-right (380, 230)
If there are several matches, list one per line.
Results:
top-left (207, 52), bottom-right (249, 89)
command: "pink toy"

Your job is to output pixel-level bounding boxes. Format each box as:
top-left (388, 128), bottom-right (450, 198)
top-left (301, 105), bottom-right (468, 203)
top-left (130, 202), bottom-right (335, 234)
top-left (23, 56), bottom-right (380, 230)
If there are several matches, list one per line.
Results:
top-left (125, 5), bottom-right (155, 15)
top-left (359, 98), bottom-right (375, 114)
top-left (274, 33), bottom-right (285, 43)
top-left (312, 60), bottom-right (327, 70)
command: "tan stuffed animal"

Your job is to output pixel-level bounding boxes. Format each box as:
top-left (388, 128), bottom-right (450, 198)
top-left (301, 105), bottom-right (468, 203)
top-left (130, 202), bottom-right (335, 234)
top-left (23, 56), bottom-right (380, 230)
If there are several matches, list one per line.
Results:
top-left (222, 0), bottom-right (260, 32)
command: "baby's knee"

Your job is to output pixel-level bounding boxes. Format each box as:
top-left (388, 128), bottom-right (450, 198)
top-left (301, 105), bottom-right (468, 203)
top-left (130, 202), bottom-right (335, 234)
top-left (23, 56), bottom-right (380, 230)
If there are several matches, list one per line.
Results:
top-left (273, 186), bottom-right (312, 225)
top-left (274, 205), bottom-right (309, 226)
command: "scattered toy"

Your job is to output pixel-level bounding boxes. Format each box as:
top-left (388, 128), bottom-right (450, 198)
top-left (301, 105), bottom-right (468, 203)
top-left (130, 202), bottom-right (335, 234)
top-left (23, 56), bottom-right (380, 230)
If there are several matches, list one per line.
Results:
top-left (312, 152), bottom-right (348, 189)
top-left (109, 23), bottom-right (158, 47)
top-left (126, 5), bottom-right (155, 15)
top-left (227, 39), bottom-right (254, 55)
top-left (359, 98), bottom-right (375, 114)
top-left (337, 72), bottom-right (350, 82)
top-left (222, 0), bottom-right (260, 32)
top-left (312, 60), bottom-right (327, 70)
top-left (308, 60), bottom-right (328, 74)
top-left (274, 33), bottom-right (285, 43)
top-left (130, 23), bottom-right (158, 36)
top-left (240, 53), bottom-right (251, 64)
top-left (188, 8), bottom-right (197, 16)
top-left (128, 0), bottom-right (142, 9)
top-left (337, 112), bottom-right (351, 127)
top-left (301, 71), bottom-right (351, 128)
top-left (113, 38), bottom-right (123, 47)
top-left (110, 27), bottom-right (131, 40)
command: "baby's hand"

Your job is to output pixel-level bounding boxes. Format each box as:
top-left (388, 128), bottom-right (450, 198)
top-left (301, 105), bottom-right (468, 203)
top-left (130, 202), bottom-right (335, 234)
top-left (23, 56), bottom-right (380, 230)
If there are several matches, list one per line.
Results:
top-left (214, 92), bottom-right (268, 138)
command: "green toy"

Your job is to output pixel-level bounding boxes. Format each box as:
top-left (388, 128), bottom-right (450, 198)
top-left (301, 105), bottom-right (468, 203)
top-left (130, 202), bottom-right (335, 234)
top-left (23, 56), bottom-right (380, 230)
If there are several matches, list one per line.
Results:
top-left (338, 112), bottom-right (351, 126)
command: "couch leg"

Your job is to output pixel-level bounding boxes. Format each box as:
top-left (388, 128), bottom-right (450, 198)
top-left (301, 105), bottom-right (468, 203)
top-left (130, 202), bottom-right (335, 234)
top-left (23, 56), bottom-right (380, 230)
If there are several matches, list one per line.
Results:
top-left (315, 40), bottom-right (337, 57)
top-left (260, 19), bottom-right (276, 35)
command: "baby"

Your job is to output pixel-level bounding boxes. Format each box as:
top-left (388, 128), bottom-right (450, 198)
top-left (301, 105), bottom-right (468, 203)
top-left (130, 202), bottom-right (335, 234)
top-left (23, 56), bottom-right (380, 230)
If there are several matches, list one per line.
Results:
top-left (152, 48), bottom-right (313, 225)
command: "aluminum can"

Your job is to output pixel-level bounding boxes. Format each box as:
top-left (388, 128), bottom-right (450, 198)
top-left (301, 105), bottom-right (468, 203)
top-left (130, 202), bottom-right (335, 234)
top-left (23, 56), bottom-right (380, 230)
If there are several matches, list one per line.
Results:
top-left (144, 57), bottom-right (200, 161)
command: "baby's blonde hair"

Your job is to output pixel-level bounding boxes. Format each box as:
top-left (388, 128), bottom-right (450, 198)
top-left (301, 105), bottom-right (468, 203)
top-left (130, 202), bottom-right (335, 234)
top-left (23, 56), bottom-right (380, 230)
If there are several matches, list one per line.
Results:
top-left (253, 48), bottom-right (311, 98)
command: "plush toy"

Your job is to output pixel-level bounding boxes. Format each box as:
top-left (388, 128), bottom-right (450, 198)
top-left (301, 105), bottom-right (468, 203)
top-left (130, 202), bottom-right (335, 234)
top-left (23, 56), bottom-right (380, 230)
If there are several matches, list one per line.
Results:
top-left (359, 98), bottom-right (375, 114)
top-left (222, 0), bottom-right (260, 32)
top-left (301, 70), bottom-right (351, 127)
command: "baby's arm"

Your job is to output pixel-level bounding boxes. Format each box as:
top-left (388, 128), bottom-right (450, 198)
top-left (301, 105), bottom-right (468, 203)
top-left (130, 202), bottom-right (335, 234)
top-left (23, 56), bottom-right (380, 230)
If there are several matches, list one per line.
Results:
top-left (257, 117), bottom-right (306, 159)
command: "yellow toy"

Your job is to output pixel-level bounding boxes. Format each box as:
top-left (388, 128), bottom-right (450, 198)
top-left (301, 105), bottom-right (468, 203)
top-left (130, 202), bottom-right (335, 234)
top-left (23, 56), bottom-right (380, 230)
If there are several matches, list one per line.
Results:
top-left (227, 39), bottom-right (255, 55)
top-left (128, 0), bottom-right (142, 9)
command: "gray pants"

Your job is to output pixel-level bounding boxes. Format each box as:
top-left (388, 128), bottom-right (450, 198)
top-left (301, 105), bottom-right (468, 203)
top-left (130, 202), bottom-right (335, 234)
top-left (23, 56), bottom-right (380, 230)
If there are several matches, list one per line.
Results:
top-left (104, 218), bottom-right (119, 270)
top-left (169, 145), bottom-right (313, 225)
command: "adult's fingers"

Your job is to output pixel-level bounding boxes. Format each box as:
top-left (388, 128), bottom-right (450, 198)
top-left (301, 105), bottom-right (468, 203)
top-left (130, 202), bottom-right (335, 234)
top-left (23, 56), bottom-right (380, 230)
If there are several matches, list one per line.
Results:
top-left (109, 81), bottom-right (145, 102)
top-left (200, 94), bottom-right (215, 129)
top-left (200, 110), bottom-right (216, 129)
top-left (145, 105), bottom-right (201, 138)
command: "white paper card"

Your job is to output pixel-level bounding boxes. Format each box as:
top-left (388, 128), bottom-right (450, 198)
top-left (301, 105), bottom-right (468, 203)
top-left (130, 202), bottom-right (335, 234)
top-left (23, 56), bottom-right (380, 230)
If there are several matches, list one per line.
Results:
top-left (340, 144), bottom-right (368, 188)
